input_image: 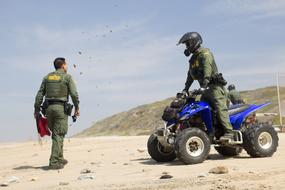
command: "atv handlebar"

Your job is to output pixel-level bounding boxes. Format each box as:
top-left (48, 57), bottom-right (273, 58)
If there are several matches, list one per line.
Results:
top-left (177, 88), bottom-right (208, 100)
top-left (191, 88), bottom-right (207, 96)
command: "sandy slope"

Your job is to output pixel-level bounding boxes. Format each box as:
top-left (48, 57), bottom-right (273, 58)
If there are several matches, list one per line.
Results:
top-left (0, 134), bottom-right (284, 190)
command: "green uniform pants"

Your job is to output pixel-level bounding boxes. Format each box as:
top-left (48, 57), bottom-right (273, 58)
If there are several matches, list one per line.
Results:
top-left (201, 85), bottom-right (233, 131)
top-left (46, 105), bottom-right (68, 166)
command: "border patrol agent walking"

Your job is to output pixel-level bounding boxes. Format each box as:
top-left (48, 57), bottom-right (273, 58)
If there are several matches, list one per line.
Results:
top-left (177, 32), bottom-right (234, 140)
top-left (34, 57), bottom-right (80, 169)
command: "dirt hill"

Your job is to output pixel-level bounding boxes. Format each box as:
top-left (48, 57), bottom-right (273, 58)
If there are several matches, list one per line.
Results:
top-left (76, 86), bottom-right (285, 137)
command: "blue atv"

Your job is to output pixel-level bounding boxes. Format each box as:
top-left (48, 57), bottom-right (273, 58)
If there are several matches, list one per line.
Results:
top-left (147, 89), bottom-right (279, 164)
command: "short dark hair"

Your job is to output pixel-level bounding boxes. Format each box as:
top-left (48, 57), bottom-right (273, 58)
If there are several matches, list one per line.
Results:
top-left (53, 57), bottom-right (66, 70)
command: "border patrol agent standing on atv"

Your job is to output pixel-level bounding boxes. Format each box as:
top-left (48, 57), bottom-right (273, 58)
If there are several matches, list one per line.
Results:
top-left (177, 32), bottom-right (234, 140)
top-left (34, 57), bottom-right (80, 170)
top-left (227, 84), bottom-right (245, 107)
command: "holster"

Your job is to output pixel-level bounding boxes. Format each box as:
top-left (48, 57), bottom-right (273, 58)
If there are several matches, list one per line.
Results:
top-left (41, 100), bottom-right (49, 116)
top-left (211, 73), bottom-right (227, 86)
top-left (64, 102), bottom-right (74, 116)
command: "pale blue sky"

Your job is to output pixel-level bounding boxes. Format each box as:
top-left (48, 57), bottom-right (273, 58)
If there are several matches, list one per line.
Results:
top-left (0, 0), bottom-right (285, 141)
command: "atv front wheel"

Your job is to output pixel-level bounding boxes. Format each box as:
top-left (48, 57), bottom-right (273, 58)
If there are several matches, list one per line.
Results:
top-left (214, 146), bottom-right (242, 157)
top-left (175, 128), bottom-right (210, 164)
top-left (147, 134), bottom-right (176, 162)
top-left (243, 124), bottom-right (278, 157)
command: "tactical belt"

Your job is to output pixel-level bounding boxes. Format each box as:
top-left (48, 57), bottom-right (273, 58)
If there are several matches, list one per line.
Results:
top-left (47, 100), bottom-right (66, 106)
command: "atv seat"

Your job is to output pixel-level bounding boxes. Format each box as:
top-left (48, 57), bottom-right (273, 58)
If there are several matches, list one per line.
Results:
top-left (228, 104), bottom-right (251, 116)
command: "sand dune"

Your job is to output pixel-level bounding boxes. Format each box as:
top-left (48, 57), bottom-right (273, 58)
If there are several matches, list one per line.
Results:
top-left (0, 134), bottom-right (285, 190)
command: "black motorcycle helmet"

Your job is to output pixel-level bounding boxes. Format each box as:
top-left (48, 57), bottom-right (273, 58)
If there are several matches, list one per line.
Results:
top-left (228, 84), bottom-right (235, 91)
top-left (177, 32), bottom-right (203, 56)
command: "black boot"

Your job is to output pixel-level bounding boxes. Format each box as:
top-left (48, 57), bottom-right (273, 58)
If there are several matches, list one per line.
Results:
top-left (60, 159), bottom-right (68, 166)
top-left (48, 164), bottom-right (64, 170)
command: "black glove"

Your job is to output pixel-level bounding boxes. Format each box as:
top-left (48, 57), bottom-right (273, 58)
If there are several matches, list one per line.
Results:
top-left (201, 79), bottom-right (210, 88)
top-left (182, 89), bottom-right (189, 96)
top-left (72, 115), bottom-right (77, 123)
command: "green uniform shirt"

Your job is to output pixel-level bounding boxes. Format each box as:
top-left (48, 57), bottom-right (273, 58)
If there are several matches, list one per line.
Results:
top-left (34, 68), bottom-right (80, 112)
top-left (184, 47), bottom-right (233, 131)
top-left (184, 47), bottom-right (218, 90)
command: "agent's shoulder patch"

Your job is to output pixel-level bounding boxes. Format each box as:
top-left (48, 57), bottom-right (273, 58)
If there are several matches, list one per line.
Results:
top-left (48, 74), bottom-right (61, 81)
top-left (191, 59), bottom-right (200, 68)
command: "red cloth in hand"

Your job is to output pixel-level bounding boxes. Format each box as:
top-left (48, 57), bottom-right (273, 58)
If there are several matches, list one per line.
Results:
top-left (37, 116), bottom-right (51, 137)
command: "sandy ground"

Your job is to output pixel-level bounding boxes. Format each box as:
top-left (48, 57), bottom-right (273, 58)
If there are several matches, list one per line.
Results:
top-left (0, 134), bottom-right (285, 190)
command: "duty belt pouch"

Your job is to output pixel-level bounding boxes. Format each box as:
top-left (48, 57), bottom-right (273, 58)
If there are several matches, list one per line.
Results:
top-left (64, 102), bottom-right (74, 116)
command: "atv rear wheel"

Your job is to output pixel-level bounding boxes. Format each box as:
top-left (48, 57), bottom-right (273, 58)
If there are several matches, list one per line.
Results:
top-left (175, 128), bottom-right (210, 164)
top-left (243, 124), bottom-right (278, 157)
top-left (214, 146), bottom-right (242, 157)
top-left (147, 134), bottom-right (176, 162)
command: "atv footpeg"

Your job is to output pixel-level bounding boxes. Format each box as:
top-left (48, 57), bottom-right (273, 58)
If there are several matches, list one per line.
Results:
top-left (220, 130), bottom-right (243, 145)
